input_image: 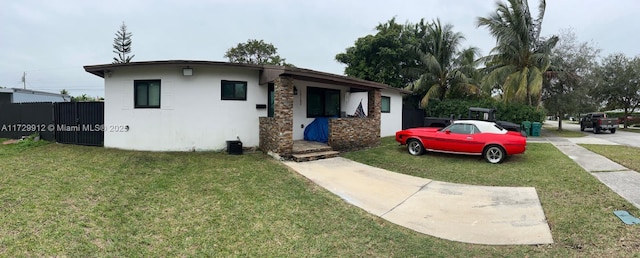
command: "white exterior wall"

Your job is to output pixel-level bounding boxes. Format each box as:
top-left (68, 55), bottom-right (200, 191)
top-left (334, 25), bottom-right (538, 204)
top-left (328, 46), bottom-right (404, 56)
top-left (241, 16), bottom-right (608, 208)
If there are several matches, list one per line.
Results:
top-left (104, 65), bottom-right (267, 151)
top-left (380, 89), bottom-right (403, 137)
top-left (345, 90), bottom-right (403, 137)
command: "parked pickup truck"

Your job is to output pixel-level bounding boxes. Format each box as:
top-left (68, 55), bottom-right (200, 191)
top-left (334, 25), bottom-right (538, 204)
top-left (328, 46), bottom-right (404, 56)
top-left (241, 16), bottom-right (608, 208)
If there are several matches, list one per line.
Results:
top-left (580, 112), bottom-right (618, 134)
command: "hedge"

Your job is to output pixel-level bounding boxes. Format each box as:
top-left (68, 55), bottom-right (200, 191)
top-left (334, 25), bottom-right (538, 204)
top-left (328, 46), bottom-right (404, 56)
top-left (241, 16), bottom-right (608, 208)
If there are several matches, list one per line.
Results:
top-left (424, 99), bottom-right (546, 124)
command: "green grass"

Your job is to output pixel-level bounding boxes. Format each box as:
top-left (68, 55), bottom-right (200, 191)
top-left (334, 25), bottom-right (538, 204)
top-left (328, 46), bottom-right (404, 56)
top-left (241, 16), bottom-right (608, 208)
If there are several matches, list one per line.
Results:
top-left (619, 127), bottom-right (640, 133)
top-left (581, 144), bottom-right (640, 172)
top-left (1, 139), bottom-right (639, 256)
top-left (542, 124), bottom-right (586, 137)
top-left (547, 129), bottom-right (586, 138)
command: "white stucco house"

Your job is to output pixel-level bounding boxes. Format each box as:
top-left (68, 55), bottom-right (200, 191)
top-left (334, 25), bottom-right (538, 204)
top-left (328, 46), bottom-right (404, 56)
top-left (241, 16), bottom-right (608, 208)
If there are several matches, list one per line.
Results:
top-left (84, 60), bottom-right (408, 154)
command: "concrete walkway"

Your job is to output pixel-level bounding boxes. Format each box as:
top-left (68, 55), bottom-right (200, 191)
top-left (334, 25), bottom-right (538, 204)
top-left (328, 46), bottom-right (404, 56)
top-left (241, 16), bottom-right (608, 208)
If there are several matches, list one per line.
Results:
top-left (284, 158), bottom-right (554, 245)
top-left (529, 136), bottom-right (640, 210)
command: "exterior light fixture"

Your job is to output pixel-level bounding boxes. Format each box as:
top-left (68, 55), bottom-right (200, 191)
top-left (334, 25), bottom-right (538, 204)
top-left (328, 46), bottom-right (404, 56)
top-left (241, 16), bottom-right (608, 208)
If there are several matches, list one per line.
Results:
top-left (183, 67), bottom-right (193, 76)
top-left (293, 86), bottom-right (298, 95)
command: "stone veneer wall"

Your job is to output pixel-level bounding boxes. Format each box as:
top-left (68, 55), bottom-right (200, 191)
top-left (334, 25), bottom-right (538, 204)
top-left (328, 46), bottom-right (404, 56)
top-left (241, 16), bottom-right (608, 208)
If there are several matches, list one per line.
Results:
top-left (328, 117), bottom-right (380, 151)
top-left (258, 76), bottom-right (294, 156)
top-left (328, 89), bottom-right (382, 151)
top-left (259, 117), bottom-right (278, 153)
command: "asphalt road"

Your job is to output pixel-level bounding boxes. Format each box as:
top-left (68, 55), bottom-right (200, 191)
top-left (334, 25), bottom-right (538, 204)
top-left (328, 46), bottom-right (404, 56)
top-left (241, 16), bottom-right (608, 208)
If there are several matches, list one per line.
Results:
top-left (545, 120), bottom-right (640, 148)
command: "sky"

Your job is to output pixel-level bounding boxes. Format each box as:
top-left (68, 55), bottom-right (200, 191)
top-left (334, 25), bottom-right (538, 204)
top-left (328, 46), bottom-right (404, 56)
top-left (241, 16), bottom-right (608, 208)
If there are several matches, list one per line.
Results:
top-left (1, 0), bottom-right (639, 98)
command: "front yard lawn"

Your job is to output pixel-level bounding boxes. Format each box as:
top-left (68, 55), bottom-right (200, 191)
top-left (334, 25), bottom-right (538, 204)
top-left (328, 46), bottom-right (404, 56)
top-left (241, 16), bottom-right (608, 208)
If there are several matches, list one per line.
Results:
top-left (1, 139), bottom-right (639, 256)
top-left (581, 144), bottom-right (640, 172)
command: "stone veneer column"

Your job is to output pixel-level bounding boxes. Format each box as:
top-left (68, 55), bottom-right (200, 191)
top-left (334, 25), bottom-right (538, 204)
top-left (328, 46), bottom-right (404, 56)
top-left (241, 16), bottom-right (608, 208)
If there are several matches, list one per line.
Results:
top-left (273, 76), bottom-right (294, 155)
top-left (368, 89), bottom-right (381, 138)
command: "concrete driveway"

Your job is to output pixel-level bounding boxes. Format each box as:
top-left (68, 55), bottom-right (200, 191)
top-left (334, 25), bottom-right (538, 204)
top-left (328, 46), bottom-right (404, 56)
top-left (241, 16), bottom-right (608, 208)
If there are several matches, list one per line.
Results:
top-left (284, 158), bottom-right (554, 245)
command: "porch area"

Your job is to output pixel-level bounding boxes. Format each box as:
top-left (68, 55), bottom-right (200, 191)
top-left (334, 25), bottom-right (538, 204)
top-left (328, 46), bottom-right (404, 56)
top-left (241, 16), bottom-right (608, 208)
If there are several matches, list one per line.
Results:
top-left (258, 70), bottom-right (384, 161)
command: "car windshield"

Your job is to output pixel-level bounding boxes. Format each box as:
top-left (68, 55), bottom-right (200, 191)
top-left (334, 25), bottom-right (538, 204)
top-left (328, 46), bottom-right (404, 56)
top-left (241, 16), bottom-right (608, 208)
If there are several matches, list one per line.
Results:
top-left (441, 121), bottom-right (508, 134)
top-left (439, 124), bottom-right (453, 132)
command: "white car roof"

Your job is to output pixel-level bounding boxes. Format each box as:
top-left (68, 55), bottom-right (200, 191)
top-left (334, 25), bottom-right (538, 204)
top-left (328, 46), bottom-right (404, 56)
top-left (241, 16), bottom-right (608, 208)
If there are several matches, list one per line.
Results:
top-left (451, 120), bottom-right (507, 134)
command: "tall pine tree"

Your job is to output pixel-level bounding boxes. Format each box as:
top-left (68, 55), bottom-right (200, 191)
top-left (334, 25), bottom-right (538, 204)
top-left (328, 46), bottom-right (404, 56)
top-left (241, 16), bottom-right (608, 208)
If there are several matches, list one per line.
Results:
top-left (112, 22), bottom-right (135, 64)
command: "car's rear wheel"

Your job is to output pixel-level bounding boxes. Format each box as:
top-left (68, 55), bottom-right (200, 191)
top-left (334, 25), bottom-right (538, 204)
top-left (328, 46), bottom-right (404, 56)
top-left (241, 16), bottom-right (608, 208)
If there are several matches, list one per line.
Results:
top-left (595, 126), bottom-right (601, 134)
top-left (407, 139), bottom-right (424, 156)
top-left (610, 128), bottom-right (616, 134)
top-left (580, 124), bottom-right (585, 131)
top-left (483, 145), bottom-right (505, 164)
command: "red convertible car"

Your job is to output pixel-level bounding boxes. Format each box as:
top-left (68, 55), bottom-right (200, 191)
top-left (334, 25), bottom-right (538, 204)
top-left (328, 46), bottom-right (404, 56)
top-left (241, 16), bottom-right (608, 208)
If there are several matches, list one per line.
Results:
top-left (395, 120), bottom-right (527, 164)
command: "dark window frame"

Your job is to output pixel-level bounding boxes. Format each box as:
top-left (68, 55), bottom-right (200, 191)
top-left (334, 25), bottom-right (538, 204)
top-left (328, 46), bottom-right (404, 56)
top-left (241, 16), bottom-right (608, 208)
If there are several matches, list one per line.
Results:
top-left (267, 83), bottom-right (274, 118)
top-left (306, 87), bottom-right (341, 118)
top-left (134, 80), bottom-right (161, 109)
top-left (221, 80), bottom-right (248, 101)
top-left (381, 96), bottom-right (391, 113)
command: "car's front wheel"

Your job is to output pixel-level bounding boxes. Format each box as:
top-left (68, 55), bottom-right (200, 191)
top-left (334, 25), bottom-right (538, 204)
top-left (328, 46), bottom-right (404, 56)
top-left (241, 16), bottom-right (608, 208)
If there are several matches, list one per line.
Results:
top-left (407, 139), bottom-right (424, 156)
top-left (483, 145), bottom-right (505, 164)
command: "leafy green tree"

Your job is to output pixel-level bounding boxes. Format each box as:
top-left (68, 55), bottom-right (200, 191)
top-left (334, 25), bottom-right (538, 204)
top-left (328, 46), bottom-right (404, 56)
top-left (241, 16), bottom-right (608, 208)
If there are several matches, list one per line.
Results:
top-left (60, 89), bottom-right (69, 95)
top-left (590, 54), bottom-right (640, 128)
top-left (477, 0), bottom-right (558, 106)
top-left (335, 18), bottom-right (423, 88)
top-left (405, 19), bottom-right (481, 107)
top-left (542, 29), bottom-right (600, 130)
top-left (112, 22), bottom-right (135, 64)
top-left (71, 94), bottom-right (96, 102)
top-left (224, 39), bottom-right (290, 66)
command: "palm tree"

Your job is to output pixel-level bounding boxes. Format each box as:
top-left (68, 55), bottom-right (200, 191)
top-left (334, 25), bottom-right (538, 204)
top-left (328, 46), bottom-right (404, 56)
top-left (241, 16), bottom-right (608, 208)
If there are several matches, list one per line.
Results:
top-left (405, 19), bottom-right (481, 107)
top-left (477, 0), bottom-right (558, 106)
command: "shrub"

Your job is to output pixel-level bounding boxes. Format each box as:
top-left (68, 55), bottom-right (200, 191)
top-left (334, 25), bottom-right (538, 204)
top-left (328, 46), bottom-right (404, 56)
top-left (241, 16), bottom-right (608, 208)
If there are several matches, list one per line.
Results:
top-left (424, 99), bottom-right (545, 124)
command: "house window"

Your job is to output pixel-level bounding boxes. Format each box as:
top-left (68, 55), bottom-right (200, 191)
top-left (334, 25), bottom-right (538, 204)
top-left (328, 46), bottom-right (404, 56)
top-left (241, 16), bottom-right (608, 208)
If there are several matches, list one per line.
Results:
top-left (268, 83), bottom-right (274, 118)
top-left (381, 96), bottom-right (391, 113)
top-left (221, 80), bottom-right (247, 100)
top-left (134, 80), bottom-right (161, 108)
top-left (307, 87), bottom-right (340, 118)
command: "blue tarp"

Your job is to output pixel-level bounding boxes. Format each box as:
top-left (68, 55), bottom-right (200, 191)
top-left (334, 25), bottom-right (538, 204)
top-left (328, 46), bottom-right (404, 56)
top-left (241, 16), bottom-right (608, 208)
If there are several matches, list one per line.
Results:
top-left (304, 117), bottom-right (329, 143)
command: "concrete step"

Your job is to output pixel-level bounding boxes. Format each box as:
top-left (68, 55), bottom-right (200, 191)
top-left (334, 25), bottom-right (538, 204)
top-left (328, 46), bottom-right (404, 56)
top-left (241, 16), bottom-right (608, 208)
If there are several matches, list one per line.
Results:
top-left (292, 150), bottom-right (340, 162)
top-left (292, 146), bottom-right (333, 154)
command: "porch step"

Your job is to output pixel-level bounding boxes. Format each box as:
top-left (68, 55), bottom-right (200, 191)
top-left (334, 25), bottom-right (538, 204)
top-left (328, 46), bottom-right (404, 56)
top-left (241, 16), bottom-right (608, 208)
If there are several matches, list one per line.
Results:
top-left (292, 150), bottom-right (340, 162)
top-left (292, 145), bottom-right (333, 154)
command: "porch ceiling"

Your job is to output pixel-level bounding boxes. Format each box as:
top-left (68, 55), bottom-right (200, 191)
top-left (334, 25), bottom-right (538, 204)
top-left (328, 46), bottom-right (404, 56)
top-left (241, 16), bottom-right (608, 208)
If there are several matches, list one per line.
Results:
top-left (261, 66), bottom-right (411, 94)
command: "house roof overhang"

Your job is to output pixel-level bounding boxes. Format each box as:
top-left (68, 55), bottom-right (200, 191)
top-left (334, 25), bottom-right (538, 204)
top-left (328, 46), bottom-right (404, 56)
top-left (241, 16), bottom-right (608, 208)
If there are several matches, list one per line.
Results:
top-left (83, 60), bottom-right (263, 78)
top-left (83, 60), bottom-right (411, 94)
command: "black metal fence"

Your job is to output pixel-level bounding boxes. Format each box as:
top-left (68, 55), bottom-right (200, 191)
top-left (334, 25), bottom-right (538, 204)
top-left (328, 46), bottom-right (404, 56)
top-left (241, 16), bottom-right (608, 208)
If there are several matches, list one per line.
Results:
top-left (54, 102), bottom-right (104, 146)
top-left (402, 105), bottom-right (425, 129)
top-left (0, 102), bottom-right (104, 146)
top-left (0, 103), bottom-right (55, 140)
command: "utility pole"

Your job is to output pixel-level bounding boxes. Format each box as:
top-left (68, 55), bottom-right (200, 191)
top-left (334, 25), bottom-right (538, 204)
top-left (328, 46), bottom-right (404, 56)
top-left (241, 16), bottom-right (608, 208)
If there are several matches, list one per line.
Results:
top-left (21, 72), bottom-right (26, 89)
